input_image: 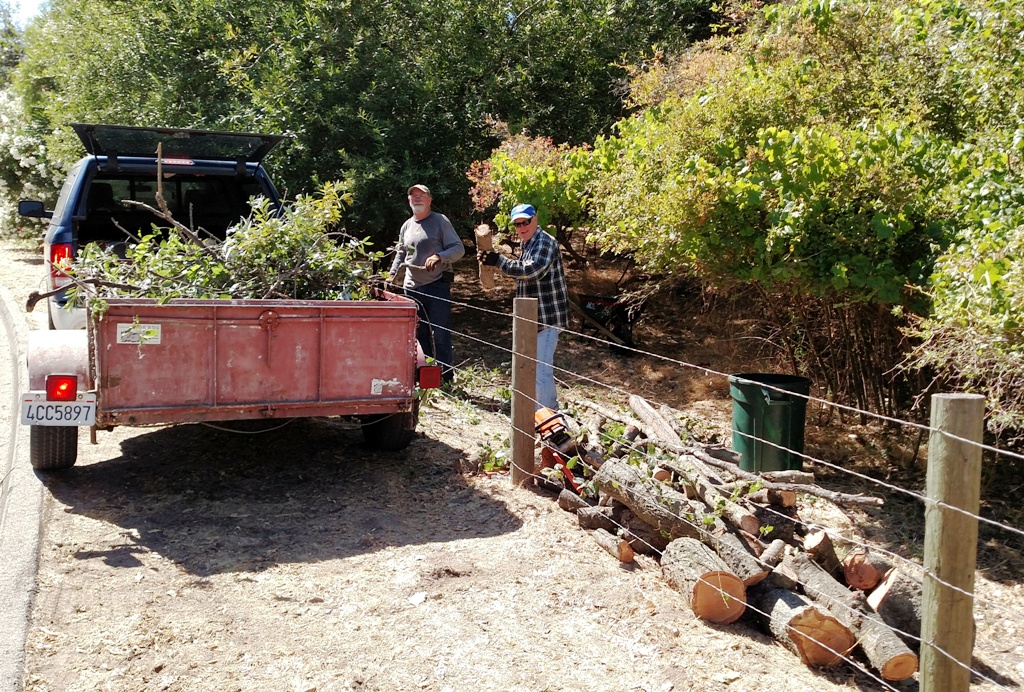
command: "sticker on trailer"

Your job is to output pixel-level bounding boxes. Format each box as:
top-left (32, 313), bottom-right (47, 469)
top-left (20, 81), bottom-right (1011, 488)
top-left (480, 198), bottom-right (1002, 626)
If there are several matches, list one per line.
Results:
top-left (116, 323), bottom-right (162, 345)
top-left (371, 378), bottom-right (401, 395)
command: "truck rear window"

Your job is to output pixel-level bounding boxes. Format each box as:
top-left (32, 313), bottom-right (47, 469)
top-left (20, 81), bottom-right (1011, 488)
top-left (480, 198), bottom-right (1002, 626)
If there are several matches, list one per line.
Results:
top-left (80, 175), bottom-right (267, 246)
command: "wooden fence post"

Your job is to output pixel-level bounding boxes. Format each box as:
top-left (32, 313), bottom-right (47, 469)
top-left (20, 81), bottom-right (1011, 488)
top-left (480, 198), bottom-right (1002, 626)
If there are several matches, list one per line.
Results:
top-left (511, 297), bottom-right (538, 486)
top-left (920, 393), bottom-right (985, 692)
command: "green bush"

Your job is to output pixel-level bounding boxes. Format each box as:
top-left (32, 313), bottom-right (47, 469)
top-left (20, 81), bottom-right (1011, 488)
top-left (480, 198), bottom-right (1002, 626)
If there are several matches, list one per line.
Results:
top-left (72, 181), bottom-right (381, 307)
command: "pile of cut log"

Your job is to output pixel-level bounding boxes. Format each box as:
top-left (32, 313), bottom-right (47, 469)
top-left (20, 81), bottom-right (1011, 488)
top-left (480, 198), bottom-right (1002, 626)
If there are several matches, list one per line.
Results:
top-left (544, 395), bottom-right (922, 682)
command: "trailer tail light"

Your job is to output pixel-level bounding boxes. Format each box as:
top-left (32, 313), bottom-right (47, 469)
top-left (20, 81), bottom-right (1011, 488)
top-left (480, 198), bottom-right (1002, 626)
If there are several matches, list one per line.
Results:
top-left (417, 365), bottom-right (442, 389)
top-left (45, 374), bottom-right (79, 402)
top-left (49, 242), bottom-right (74, 283)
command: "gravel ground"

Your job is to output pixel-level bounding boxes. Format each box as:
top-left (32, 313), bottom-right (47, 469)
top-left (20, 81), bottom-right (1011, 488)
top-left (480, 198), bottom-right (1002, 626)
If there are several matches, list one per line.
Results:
top-left (2, 237), bottom-right (1021, 691)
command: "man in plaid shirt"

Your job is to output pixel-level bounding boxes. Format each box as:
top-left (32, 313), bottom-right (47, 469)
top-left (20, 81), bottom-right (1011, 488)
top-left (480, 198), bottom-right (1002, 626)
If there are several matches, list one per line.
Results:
top-left (478, 203), bottom-right (569, 410)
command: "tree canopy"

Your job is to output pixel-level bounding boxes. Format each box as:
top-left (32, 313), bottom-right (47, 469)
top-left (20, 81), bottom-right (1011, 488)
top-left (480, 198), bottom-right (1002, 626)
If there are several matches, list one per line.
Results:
top-left (470, 0), bottom-right (1024, 432)
top-left (5, 0), bottom-right (1024, 434)
top-left (1, 0), bottom-right (717, 242)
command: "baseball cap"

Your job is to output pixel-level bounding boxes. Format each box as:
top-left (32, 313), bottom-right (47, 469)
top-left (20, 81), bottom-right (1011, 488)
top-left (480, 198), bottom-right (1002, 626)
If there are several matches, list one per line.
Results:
top-left (510, 203), bottom-right (536, 221)
top-left (407, 184), bottom-right (431, 196)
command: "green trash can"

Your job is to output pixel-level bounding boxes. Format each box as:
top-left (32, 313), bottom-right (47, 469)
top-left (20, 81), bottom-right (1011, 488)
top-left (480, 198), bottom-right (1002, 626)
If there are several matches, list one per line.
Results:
top-left (728, 373), bottom-right (812, 473)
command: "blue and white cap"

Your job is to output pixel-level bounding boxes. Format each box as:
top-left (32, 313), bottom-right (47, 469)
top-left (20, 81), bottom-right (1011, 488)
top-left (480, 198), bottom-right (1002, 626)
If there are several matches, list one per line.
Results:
top-left (510, 203), bottom-right (536, 221)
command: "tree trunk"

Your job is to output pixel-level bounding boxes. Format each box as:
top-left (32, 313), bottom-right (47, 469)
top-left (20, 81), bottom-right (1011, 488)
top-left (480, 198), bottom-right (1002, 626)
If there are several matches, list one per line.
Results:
top-left (594, 460), bottom-right (768, 584)
top-left (733, 487), bottom-right (798, 508)
top-left (653, 458), bottom-right (697, 498)
top-left (761, 470), bottom-right (816, 485)
top-left (750, 503), bottom-right (799, 545)
top-left (577, 398), bottom-right (643, 431)
top-left (782, 554), bottom-right (865, 616)
top-left (593, 460), bottom-right (701, 541)
top-left (695, 451), bottom-right (884, 507)
top-left (584, 400), bottom-right (879, 506)
top-left (659, 455), bottom-right (762, 537)
top-left (584, 412), bottom-right (606, 449)
top-left (578, 506), bottom-right (618, 532)
top-left (592, 528), bottom-right (634, 563)
top-left (867, 568), bottom-right (923, 646)
top-left (803, 530), bottom-right (842, 576)
top-left (661, 538), bottom-right (746, 624)
top-left (783, 553), bottom-right (917, 681)
top-left (628, 395), bottom-right (681, 445)
top-left (750, 589), bottom-right (856, 667)
top-left (557, 489), bottom-right (590, 513)
top-left (859, 610), bottom-right (919, 681)
top-left (842, 550), bottom-right (893, 591)
top-left (610, 425), bottom-right (643, 459)
top-left (715, 530), bottom-right (769, 586)
top-left (555, 225), bottom-right (587, 265)
top-left (681, 454), bottom-right (762, 537)
top-left (760, 539), bottom-right (789, 568)
top-left (621, 510), bottom-right (670, 555)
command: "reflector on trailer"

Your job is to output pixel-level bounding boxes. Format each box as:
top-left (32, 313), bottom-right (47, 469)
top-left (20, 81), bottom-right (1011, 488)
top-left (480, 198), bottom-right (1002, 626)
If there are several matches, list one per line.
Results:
top-left (45, 374), bottom-right (78, 402)
top-left (417, 365), bottom-right (442, 389)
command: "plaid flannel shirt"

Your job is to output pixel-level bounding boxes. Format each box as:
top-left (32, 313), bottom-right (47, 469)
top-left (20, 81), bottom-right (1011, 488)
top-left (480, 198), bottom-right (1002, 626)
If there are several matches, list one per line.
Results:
top-left (497, 229), bottom-right (569, 330)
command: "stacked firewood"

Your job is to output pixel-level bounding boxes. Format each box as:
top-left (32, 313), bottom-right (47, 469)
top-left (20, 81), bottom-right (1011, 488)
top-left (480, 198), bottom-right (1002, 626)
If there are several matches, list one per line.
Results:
top-left (545, 395), bottom-right (921, 682)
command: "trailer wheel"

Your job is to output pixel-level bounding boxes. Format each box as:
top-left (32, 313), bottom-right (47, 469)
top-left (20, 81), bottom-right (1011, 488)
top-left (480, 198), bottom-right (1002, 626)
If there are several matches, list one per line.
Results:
top-left (29, 426), bottom-right (79, 471)
top-left (362, 404), bottom-right (418, 451)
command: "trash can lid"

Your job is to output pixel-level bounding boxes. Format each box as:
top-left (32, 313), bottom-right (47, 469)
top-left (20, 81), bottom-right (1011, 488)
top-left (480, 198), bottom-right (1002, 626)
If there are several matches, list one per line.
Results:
top-left (728, 372), bottom-right (812, 387)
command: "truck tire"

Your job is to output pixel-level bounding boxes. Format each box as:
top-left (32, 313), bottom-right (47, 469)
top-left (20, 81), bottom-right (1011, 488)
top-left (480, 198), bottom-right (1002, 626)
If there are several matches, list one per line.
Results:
top-left (362, 405), bottom-right (418, 451)
top-left (29, 426), bottom-right (79, 471)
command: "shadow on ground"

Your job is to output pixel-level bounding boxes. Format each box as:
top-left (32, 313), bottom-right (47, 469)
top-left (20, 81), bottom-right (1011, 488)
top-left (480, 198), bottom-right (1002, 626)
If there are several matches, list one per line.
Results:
top-left (40, 417), bottom-right (523, 577)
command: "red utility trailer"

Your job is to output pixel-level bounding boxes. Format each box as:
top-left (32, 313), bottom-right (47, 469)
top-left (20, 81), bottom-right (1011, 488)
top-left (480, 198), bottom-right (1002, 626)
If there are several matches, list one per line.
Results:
top-left (21, 291), bottom-right (440, 470)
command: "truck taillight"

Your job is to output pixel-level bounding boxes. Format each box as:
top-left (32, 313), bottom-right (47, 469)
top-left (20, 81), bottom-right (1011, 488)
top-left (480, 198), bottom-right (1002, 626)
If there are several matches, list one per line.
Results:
top-left (49, 242), bottom-right (74, 282)
top-left (45, 374), bottom-right (78, 402)
top-left (417, 365), bottom-right (442, 389)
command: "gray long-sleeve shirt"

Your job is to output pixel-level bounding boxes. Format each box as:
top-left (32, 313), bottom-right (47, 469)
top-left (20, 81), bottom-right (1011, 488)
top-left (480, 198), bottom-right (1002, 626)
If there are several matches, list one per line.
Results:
top-left (389, 212), bottom-right (465, 288)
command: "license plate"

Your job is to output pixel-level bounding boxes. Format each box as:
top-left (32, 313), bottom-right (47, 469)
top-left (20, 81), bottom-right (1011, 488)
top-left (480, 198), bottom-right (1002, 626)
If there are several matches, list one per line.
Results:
top-left (21, 391), bottom-right (97, 426)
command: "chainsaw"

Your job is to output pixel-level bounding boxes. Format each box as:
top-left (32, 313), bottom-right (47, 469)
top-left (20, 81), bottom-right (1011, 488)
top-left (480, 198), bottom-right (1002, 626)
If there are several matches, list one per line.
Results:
top-left (534, 407), bottom-right (582, 492)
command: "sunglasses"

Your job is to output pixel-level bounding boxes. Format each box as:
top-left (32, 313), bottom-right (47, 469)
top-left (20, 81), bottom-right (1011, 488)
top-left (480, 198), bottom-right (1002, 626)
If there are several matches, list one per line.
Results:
top-left (513, 219), bottom-right (532, 227)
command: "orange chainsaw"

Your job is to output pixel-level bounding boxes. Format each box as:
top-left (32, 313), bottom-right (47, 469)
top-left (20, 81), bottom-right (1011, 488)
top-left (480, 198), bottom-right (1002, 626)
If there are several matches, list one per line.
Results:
top-left (534, 407), bottom-right (581, 492)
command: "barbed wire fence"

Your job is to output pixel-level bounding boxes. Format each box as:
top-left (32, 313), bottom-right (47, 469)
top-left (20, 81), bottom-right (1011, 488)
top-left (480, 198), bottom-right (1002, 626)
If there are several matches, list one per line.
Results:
top-left (36, 239), bottom-right (1020, 688)
top-left (400, 279), bottom-right (1024, 691)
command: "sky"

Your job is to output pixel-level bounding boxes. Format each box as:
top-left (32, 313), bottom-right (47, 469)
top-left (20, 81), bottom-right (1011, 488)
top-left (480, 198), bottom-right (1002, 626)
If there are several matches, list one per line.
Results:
top-left (12, 0), bottom-right (44, 26)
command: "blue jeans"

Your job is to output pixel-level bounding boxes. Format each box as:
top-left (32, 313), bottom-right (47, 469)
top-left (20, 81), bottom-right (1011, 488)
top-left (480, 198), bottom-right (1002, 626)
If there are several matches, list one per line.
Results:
top-left (406, 279), bottom-right (454, 382)
top-left (536, 327), bottom-right (560, 410)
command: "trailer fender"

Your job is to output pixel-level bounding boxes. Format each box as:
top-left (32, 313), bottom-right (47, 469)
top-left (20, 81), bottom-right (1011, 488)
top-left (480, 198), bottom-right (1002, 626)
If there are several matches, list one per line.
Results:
top-left (27, 329), bottom-right (91, 391)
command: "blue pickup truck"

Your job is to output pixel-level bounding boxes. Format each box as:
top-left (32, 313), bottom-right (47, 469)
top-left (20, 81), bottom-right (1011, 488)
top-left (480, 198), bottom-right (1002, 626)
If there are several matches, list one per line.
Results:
top-left (19, 123), bottom-right (286, 329)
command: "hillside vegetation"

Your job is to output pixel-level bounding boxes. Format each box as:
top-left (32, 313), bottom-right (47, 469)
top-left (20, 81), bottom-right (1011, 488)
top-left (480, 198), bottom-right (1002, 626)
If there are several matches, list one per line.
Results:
top-left (2, 0), bottom-right (1024, 443)
top-left (0, 0), bottom-right (716, 238)
top-left (472, 0), bottom-right (1024, 441)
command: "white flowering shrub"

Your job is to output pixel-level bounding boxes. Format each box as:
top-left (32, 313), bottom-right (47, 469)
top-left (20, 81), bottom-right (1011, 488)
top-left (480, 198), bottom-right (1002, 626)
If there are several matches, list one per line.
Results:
top-left (0, 88), bottom-right (62, 242)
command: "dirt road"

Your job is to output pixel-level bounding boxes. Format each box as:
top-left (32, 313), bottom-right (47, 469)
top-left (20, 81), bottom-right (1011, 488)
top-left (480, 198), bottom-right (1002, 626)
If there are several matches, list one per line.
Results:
top-left (9, 238), bottom-right (1024, 691)
top-left (2, 240), bottom-right (891, 692)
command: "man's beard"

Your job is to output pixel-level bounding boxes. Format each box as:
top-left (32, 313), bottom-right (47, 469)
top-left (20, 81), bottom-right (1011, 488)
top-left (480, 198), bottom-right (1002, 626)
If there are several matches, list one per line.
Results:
top-left (411, 203), bottom-right (426, 214)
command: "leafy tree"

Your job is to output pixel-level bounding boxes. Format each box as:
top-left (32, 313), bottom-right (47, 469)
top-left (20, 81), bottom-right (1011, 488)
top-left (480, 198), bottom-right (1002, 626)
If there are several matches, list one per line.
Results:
top-left (467, 134), bottom-right (594, 261)
top-left (457, 0), bottom-right (1024, 419)
top-left (0, 4), bottom-right (52, 239)
top-left (908, 132), bottom-right (1024, 437)
top-left (0, 88), bottom-right (59, 237)
top-left (4, 0), bottom-right (720, 247)
top-left (73, 180), bottom-right (381, 304)
top-left (12, 0), bottom-right (259, 161)
top-left (0, 0), bottom-right (21, 86)
top-left (498, 0), bottom-right (1024, 421)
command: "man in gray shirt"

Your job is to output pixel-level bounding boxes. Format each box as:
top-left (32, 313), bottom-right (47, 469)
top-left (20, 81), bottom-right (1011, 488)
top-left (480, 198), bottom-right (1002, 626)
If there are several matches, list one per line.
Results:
top-left (388, 184), bottom-right (465, 383)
